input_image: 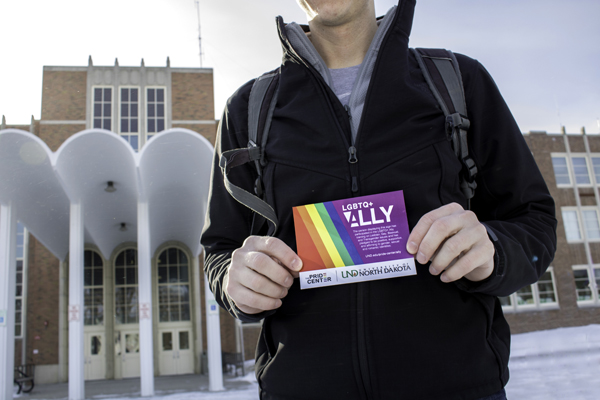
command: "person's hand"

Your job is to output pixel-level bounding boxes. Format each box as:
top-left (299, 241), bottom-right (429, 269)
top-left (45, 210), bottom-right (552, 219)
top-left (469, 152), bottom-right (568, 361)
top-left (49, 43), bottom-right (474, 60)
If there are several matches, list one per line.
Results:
top-left (226, 236), bottom-right (303, 314)
top-left (406, 203), bottom-right (495, 283)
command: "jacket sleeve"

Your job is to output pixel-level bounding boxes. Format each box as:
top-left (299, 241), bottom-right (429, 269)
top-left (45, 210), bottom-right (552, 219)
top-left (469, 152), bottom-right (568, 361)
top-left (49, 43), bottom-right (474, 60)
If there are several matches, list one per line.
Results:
top-left (201, 81), bottom-right (274, 323)
top-left (454, 55), bottom-right (557, 297)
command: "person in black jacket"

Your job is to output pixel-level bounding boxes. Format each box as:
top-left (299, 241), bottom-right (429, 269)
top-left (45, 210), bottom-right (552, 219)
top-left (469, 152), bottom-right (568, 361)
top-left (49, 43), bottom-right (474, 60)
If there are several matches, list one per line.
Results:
top-left (201, 1), bottom-right (557, 399)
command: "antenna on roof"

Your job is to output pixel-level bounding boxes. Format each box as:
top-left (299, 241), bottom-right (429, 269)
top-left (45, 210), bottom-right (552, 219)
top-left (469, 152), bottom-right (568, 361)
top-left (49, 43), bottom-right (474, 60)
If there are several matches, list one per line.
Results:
top-left (195, 0), bottom-right (203, 67)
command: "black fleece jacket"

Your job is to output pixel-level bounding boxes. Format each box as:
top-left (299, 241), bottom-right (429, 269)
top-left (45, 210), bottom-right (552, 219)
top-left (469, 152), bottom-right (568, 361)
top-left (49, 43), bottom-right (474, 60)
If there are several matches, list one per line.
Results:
top-left (201, 1), bottom-right (557, 399)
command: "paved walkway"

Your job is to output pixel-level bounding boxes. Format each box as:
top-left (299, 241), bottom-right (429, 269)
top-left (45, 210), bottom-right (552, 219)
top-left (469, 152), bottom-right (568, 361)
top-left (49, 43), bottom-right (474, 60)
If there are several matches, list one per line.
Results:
top-left (15, 373), bottom-right (256, 399)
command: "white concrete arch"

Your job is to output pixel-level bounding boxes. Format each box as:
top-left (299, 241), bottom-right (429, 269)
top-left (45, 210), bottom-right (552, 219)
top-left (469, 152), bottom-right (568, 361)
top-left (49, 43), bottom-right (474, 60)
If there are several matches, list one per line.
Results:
top-left (138, 128), bottom-right (214, 258)
top-left (54, 129), bottom-right (139, 260)
top-left (0, 129), bottom-right (70, 260)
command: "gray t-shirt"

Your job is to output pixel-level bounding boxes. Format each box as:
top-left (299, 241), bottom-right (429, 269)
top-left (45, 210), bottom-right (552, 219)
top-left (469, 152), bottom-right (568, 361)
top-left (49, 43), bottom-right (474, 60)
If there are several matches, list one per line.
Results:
top-left (329, 64), bottom-right (362, 107)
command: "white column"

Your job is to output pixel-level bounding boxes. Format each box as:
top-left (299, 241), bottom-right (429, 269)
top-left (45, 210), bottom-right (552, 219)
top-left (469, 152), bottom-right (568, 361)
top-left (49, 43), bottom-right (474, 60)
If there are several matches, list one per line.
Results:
top-left (58, 260), bottom-right (68, 382)
top-left (0, 202), bottom-right (17, 400)
top-left (68, 202), bottom-right (85, 400)
top-left (192, 255), bottom-right (203, 374)
top-left (204, 276), bottom-right (224, 391)
top-left (137, 202), bottom-right (154, 397)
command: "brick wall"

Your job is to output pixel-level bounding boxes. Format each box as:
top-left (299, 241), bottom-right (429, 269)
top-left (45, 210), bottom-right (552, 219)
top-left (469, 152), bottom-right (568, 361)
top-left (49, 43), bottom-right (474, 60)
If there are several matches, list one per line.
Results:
top-left (505, 132), bottom-right (600, 333)
top-left (38, 124), bottom-right (86, 152)
top-left (171, 72), bottom-right (214, 121)
top-left (171, 123), bottom-right (217, 146)
top-left (25, 235), bottom-right (61, 365)
top-left (41, 70), bottom-right (87, 121)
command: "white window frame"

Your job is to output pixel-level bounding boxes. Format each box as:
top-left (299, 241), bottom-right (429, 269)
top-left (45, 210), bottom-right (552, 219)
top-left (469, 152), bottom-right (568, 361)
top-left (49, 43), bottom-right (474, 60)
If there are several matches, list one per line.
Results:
top-left (551, 153), bottom-right (572, 187)
top-left (572, 264), bottom-right (600, 306)
top-left (562, 207), bottom-right (583, 242)
top-left (15, 222), bottom-right (28, 338)
top-left (118, 86), bottom-right (141, 151)
top-left (92, 86), bottom-right (114, 131)
top-left (570, 154), bottom-right (593, 187)
top-left (500, 267), bottom-right (559, 312)
top-left (145, 86), bottom-right (167, 142)
top-left (561, 207), bottom-right (600, 243)
top-left (590, 156), bottom-right (600, 185)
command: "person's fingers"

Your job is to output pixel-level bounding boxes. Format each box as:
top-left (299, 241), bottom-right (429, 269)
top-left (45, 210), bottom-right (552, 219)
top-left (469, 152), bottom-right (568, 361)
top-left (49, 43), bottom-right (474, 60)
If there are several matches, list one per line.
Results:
top-left (246, 236), bottom-right (303, 272)
top-left (428, 221), bottom-right (487, 275)
top-left (406, 203), bottom-right (464, 257)
top-left (226, 279), bottom-right (283, 313)
top-left (438, 240), bottom-right (495, 283)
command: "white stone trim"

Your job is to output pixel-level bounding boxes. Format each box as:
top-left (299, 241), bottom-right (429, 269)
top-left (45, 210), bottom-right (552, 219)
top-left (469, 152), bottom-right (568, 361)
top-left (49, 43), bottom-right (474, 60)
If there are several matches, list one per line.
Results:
top-left (40, 120), bottom-right (86, 125)
top-left (171, 120), bottom-right (216, 125)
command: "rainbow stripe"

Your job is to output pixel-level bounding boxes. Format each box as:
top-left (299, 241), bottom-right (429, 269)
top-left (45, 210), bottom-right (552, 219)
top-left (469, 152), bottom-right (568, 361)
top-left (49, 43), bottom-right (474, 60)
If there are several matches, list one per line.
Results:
top-left (294, 201), bottom-right (363, 270)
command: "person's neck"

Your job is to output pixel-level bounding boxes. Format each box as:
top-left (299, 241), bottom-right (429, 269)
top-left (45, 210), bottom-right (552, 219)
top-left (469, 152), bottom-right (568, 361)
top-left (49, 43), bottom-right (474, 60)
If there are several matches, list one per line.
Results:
top-left (308, 17), bottom-right (378, 69)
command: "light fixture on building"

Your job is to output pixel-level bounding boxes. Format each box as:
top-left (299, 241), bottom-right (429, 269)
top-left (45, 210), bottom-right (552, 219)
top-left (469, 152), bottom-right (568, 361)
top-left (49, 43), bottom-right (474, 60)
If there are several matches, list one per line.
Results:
top-left (105, 181), bottom-right (116, 193)
top-left (119, 222), bottom-right (127, 232)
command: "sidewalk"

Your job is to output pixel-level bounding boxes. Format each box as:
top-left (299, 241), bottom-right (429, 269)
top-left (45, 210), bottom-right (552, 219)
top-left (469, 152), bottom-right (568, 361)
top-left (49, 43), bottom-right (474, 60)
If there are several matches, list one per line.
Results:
top-left (14, 372), bottom-right (258, 400)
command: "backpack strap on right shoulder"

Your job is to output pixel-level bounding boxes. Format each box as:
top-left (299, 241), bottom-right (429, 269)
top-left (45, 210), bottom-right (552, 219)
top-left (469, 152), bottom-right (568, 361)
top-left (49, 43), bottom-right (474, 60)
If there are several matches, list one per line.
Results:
top-left (219, 70), bottom-right (280, 235)
top-left (411, 48), bottom-right (478, 205)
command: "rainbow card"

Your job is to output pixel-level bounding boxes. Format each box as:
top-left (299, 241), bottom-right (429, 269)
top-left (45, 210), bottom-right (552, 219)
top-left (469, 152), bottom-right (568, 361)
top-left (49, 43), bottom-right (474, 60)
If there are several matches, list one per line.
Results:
top-left (293, 190), bottom-right (416, 289)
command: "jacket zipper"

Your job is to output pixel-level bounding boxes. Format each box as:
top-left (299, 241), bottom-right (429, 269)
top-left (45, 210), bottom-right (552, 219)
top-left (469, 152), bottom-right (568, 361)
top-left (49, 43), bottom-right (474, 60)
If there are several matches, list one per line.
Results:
top-left (282, 39), bottom-right (372, 399)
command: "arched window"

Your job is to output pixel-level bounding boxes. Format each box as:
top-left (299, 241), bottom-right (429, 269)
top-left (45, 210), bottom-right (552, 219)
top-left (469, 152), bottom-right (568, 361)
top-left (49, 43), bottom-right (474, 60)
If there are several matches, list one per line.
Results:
top-left (157, 248), bottom-right (190, 322)
top-left (115, 249), bottom-right (138, 324)
top-left (84, 250), bottom-right (104, 326)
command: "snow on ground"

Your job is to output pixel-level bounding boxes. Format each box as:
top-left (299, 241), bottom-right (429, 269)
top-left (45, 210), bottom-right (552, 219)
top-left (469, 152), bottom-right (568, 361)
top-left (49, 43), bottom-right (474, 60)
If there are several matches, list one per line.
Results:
top-left (16, 325), bottom-right (600, 399)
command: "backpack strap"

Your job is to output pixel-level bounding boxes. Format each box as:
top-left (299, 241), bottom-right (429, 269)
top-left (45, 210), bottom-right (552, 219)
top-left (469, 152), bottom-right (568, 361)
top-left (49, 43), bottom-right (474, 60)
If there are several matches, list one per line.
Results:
top-left (218, 70), bottom-right (280, 235)
top-left (411, 48), bottom-right (478, 206)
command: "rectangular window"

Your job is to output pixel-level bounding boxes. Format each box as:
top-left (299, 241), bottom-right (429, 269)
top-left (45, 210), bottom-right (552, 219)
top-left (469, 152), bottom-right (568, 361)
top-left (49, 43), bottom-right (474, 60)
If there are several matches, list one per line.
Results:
top-left (582, 208), bottom-right (600, 240)
top-left (501, 268), bottom-right (558, 312)
top-left (562, 209), bottom-right (582, 242)
top-left (147, 87), bottom-right (166, 140)
top-left (93, 87), bottom-right (112, 130)
top-left (592, 157), bottom-right (600, 184)
top-left (572, 265), bottom-right (600, 306)
top-left (120, 87), bottom-right (139, 151)
top-left (15, 222), bottom-right (26, 338)
top-left (572, 157), bottom-right (591, 185)
top-left (552, 156), bottom-right (571, 186)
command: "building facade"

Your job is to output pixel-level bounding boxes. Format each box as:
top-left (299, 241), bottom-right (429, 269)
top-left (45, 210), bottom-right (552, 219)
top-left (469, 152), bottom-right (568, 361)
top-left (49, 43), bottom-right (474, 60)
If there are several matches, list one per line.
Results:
top-left (501, 129), bottom-right (600, 333)
top-left (1, 57), bottom-right (260, 388)
top-left (2, 57), bottom-right (599, 389)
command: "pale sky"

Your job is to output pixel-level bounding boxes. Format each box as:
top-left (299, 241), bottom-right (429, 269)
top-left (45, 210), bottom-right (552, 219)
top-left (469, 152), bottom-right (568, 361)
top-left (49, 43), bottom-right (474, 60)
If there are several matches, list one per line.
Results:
top-left (1, 0), bottom-right (599, 134)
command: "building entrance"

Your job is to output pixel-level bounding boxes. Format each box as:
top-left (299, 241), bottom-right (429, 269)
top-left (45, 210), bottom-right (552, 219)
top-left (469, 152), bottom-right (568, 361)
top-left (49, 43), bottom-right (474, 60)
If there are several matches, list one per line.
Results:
top-left (158, 325), bottom-right (194, 375)
top-left (84, 331), bottom-right (105, 380)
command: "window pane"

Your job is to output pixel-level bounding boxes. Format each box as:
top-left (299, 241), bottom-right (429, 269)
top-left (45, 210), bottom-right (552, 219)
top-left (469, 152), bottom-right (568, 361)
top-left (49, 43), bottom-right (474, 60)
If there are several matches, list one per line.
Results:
top-left (180, 266), bottom-right (189, 283)
top-left (148, 104), bottom-right (155, 117)
top-left (170, 304), bottom-right (180, 322)
top-left (158, 267), bottom-right (168, 284)
top-left (115, 268), bottom-right (125, 285)
top-left (130, 135), bottom-right (138, 151)
top-left (552, 157), bottom-right (570, 185)
top-left (162, 332), bottom-right (173, 351)
top-left (181, 303), bottom-right (190, 321)
top-left (94, 268), bottom-right (103, 286)
top-left (121, 88), bottom-right (129, 102)
top-left (562, 210), bottom-right (582, 241)
top-left (131, 119), bottom-right (138, 133)
top-left (95, 88), bottom-right (102, 102)
top-left (121, 103), bottom-right (129, 118)
top-left (91, 336), bottom-right (102, 355)
top-left (103, 103), bottom-right (112, 117)
top-left (592, 157), bottom-right (600, 184)
top-left (158, 286), bottom-right (168, 304)
top-left (125, 334), bottom-right (139, 353)
top-left (157, 89), bottom-right (164, 102)
top-left (583, 210), bottom-right (600, 240)
top-left (159, 305), bottom-right (169, 322)
top-left (147, 88), bottom-right (155, 102)
top-left (94, 103), bottom-right (102, 117)
top-left (169, 266), bottom-right (178, 283)
top-left (131, 89), bottom-right (138, 102)
top-left (131, 103), bottom-right (138, 117)
top-left (103, 118), bottom-right (111, 130)
top-left (572, 157), bottom-right (590, 185)
top-left (157, 104), bottom-right (164, 117)
top-left (104, 88), bottom-right (111, 100)
top-left (573, 269), bottom-right (592, 301)
top-left (94, 119), bottom-right (102, 129)
top-left (126, 267), bottom-right (136, 285)
top-left (516, 286), bottom-right (534, 305)
top-left (157, 119), bottom-right (164, 132)
top-left (148, 119), bottom-right (155, 133)
top-left (179, 331), bottom-right (189, 350)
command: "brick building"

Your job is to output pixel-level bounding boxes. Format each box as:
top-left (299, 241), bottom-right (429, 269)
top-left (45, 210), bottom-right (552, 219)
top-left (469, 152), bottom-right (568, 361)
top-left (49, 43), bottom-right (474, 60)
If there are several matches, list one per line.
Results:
top-left (0, 57), bottom-right (260, 394)
top-left (1, 56), bottom-right (599, 395)
top-left (501, 128), bottom-right (600, 332)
